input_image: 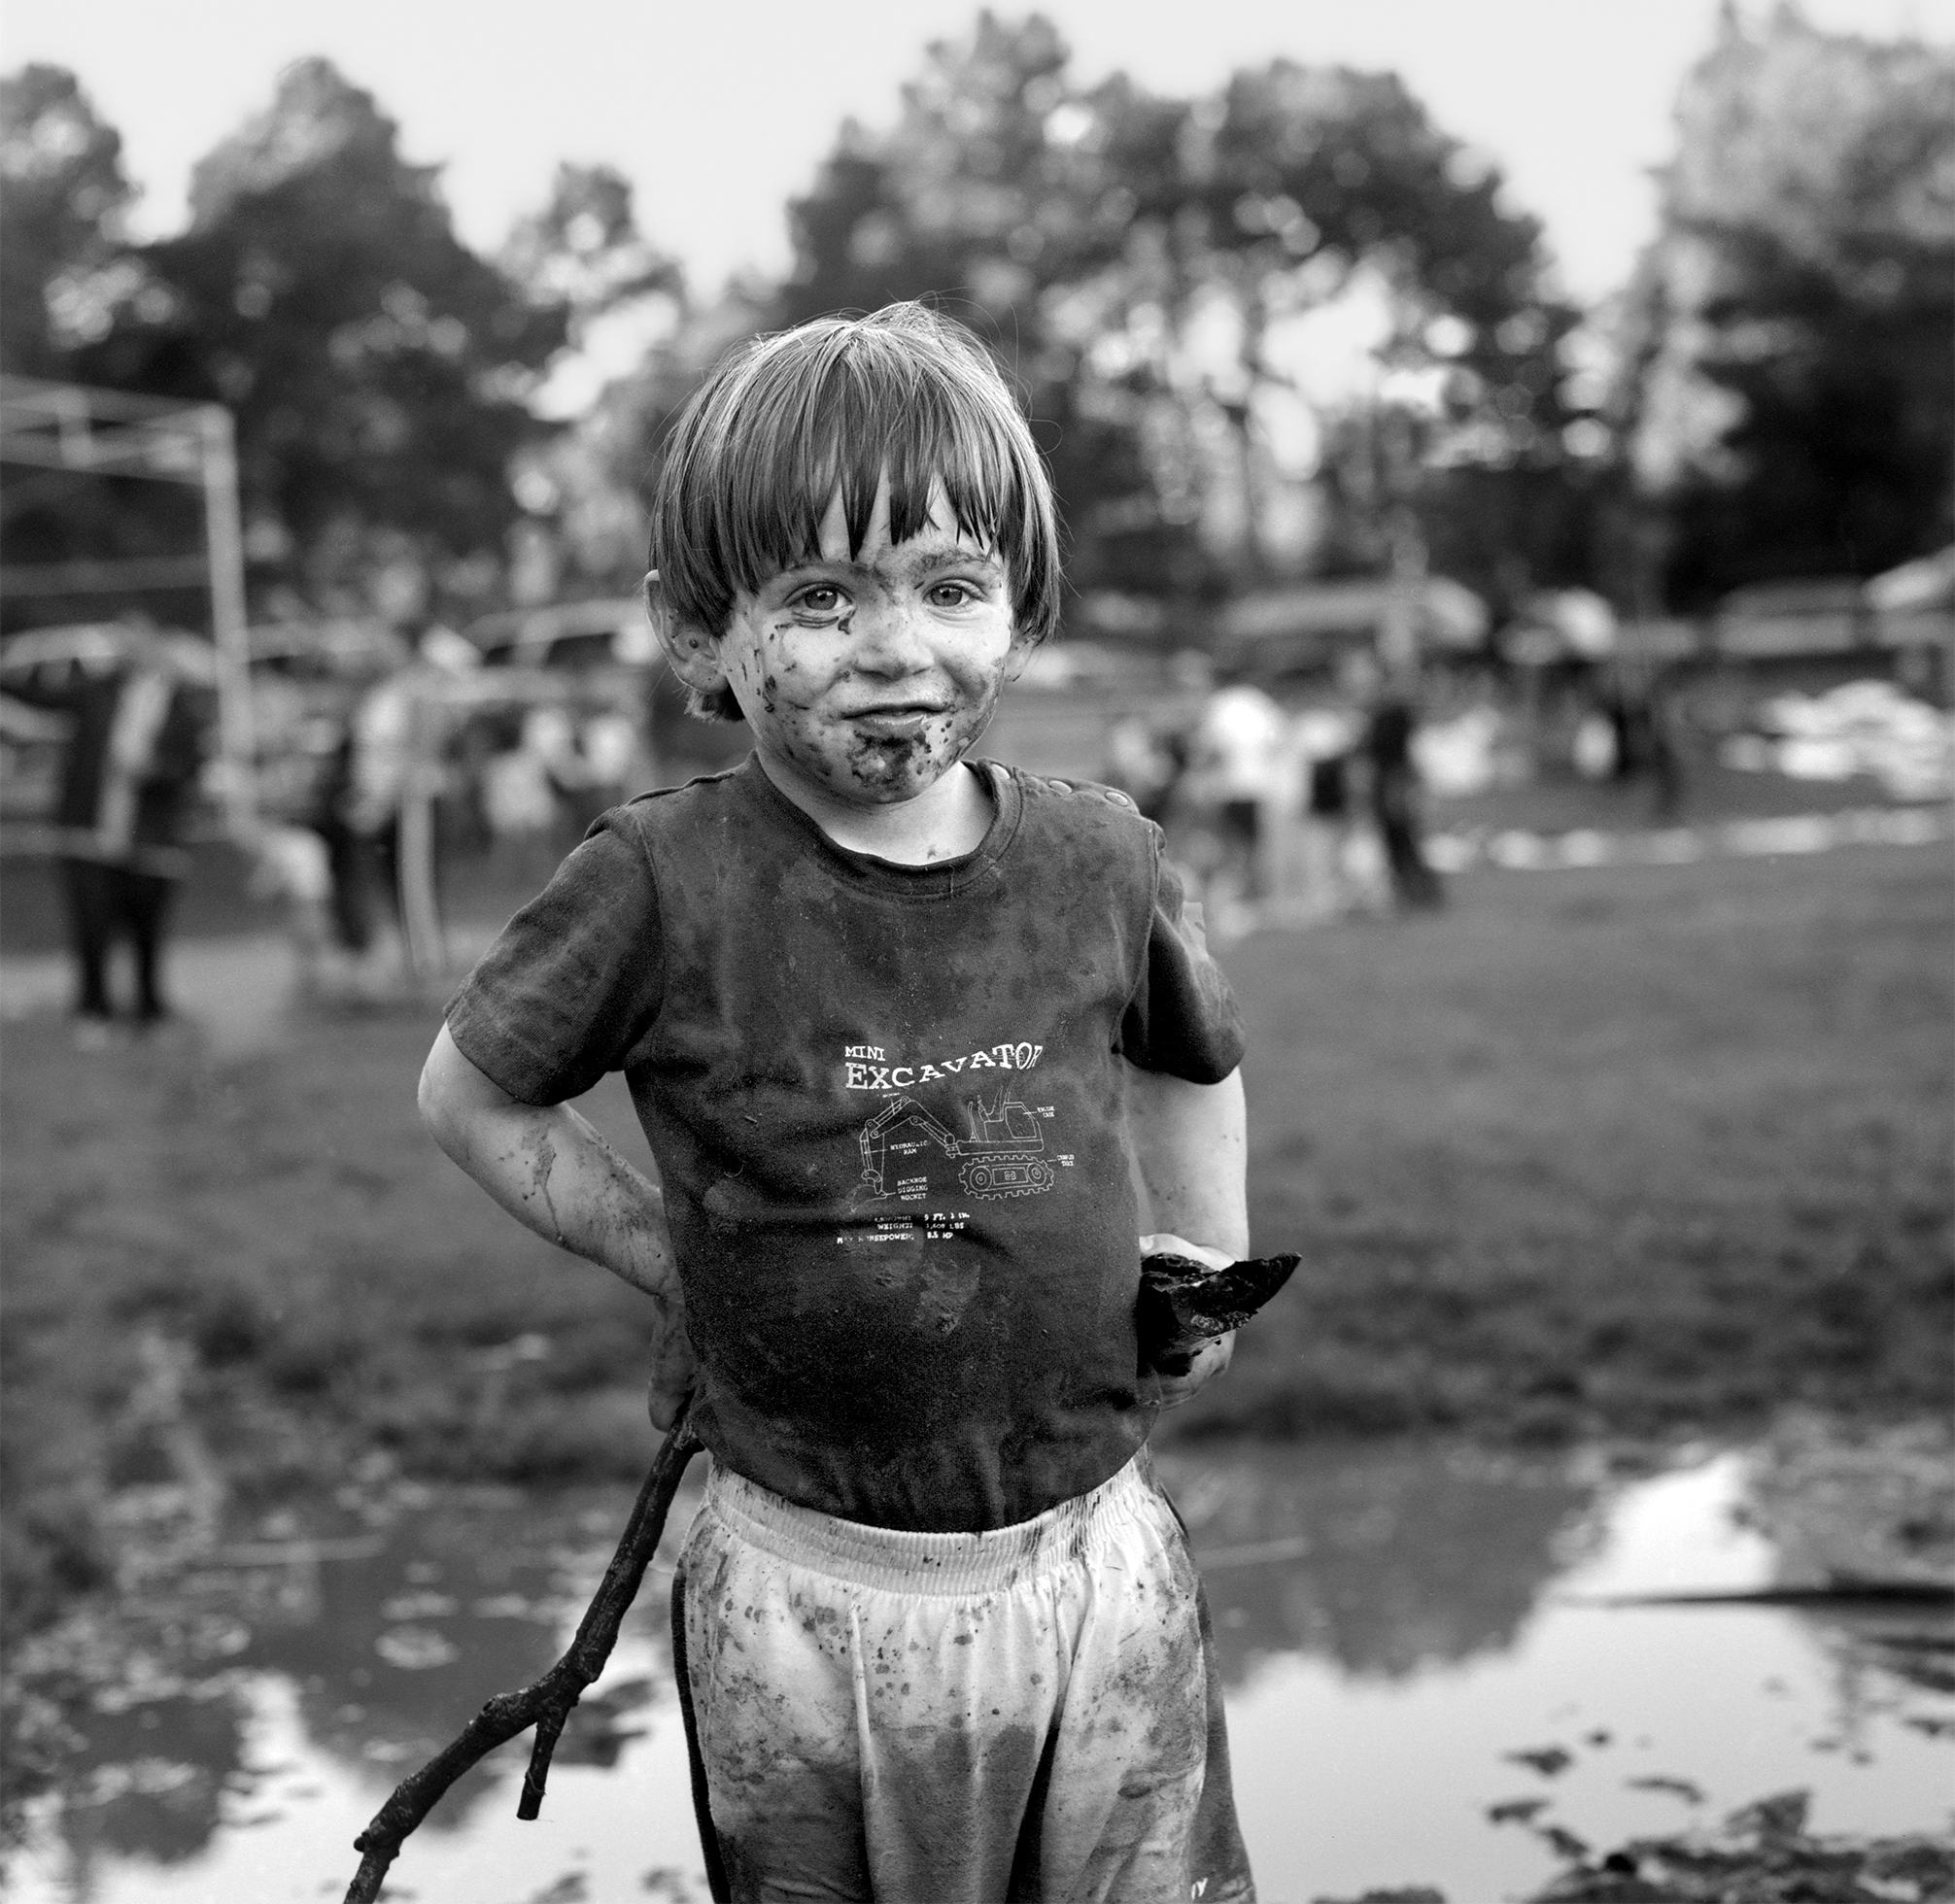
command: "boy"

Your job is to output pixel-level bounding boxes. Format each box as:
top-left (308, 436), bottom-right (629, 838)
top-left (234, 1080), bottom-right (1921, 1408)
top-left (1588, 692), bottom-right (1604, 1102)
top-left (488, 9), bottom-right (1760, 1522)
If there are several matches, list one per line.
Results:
top-left (420, 303), bottom-right (1257, 1902)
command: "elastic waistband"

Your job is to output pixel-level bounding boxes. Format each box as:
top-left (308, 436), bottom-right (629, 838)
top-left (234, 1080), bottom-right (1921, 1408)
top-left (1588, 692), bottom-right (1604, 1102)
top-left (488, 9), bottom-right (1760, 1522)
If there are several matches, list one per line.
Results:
top-left (699, 1452), bottom-right (1163, 1597)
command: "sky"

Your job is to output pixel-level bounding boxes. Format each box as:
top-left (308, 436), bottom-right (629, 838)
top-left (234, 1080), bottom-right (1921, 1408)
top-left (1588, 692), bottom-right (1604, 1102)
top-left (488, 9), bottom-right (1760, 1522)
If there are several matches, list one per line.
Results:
top-left (5, 0), bottom-right (1951, 310)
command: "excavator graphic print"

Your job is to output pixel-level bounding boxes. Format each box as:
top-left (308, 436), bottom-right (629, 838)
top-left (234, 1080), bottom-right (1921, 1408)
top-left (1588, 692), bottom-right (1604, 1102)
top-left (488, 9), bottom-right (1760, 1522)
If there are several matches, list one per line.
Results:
top-left (855, 1090), bottom-right (1057, 1205)
top-left (956, 1089), bottom-right (1056, 1199)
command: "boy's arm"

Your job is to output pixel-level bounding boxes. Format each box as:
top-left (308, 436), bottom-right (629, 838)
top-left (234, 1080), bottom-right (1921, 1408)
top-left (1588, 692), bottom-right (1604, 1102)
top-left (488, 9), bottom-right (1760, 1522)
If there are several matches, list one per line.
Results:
top-left (419, 1024), bottom-right (697, 1428)
top-left (1122, 1061), bottom-right (1250, 1408)
top-left (1123, 1061), bottom-right (1249, 1256)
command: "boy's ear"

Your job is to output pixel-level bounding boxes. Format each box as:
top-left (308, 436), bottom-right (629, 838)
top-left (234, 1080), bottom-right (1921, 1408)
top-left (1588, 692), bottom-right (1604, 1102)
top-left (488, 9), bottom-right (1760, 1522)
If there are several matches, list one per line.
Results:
top-left (644, 569), bottom-right (727, 696)
top-left (1001, 623), bottom-right (1039, 685)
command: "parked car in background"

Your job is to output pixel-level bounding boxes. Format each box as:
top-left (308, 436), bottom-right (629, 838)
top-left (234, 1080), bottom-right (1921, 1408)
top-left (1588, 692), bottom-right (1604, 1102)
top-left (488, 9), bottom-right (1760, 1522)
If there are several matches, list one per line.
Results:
top-left (463, 597), bottom-right (746, 801)
top-left (1711, 577), bottom-right (1872, 658)
top-left (464, 596), bottom-right (657, 674)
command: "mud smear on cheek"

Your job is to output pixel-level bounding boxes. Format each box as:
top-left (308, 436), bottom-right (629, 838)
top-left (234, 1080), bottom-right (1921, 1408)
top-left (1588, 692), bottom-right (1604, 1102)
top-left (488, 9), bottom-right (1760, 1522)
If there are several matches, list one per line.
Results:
top-left (768, 696), bottom-right (837, 784)
top-left (732, 644), bottom-right (783, 716)
top-left (757, 621), bottom-right (798, 715)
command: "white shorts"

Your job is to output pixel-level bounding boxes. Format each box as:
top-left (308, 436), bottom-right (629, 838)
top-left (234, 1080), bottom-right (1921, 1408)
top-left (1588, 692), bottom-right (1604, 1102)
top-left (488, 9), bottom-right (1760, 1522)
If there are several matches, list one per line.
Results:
top-left (670, 1451), bottom-right (1254, 1904)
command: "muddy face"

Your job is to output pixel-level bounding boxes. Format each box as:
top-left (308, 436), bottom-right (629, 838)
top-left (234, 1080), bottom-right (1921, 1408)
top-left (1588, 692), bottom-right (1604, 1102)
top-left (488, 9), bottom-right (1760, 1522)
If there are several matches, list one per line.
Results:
top-left (713, 477), bottom-right (1030, 818)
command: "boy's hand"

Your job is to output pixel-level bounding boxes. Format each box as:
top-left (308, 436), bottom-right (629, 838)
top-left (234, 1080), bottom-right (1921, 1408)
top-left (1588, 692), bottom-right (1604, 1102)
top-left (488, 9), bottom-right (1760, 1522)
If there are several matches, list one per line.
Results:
top-left (1139, 1233), bottom-right (1237, 1408)
top-left (1151, 1330), bottom-right (1235, 1408)
top-left (1140, 1233), bottom-right (1234, 1272)
top-left (646, 1329), bottom-right (700, 1433)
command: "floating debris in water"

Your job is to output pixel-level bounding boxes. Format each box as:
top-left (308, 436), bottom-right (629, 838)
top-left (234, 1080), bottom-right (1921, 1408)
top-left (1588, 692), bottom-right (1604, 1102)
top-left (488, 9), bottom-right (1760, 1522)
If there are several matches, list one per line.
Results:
top-left (373, 1625), bottom-right (459, 1670)
top-left (1627, 1776), bottom-right (1706, 1805)
top-left (1506, 1744), bottom-right (1575, 1777)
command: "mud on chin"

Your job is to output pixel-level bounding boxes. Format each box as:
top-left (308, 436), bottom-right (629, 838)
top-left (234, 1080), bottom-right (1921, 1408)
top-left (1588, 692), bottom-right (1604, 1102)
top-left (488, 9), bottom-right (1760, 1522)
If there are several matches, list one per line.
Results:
top-left (842, 731), bottom-right (958, 796)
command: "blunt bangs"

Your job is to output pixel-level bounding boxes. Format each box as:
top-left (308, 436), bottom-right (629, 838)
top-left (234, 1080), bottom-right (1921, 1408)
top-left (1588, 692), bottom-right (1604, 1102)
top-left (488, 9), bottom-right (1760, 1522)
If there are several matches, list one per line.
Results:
top-left (649, 305), bottom-right (1062, 674)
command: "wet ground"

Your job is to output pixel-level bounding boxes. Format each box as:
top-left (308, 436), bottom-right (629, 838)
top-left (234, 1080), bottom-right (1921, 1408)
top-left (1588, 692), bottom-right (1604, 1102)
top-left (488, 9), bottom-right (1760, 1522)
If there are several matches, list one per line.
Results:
top-left (7, 1440), bottom-right (1949, 1904)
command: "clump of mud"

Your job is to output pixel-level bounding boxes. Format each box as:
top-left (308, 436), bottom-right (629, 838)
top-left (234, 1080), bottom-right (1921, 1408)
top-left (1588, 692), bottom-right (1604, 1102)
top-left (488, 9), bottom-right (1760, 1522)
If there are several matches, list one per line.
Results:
top-left (1314, 1790), bottom-right (1955, 1904)
top-left (1738, 1413), bottom-right (1955, 1592)
top-left (1136, 1250), bottom-right (1299, 1370)
top-left (1525, 1789), bottom-right (1954, 1904)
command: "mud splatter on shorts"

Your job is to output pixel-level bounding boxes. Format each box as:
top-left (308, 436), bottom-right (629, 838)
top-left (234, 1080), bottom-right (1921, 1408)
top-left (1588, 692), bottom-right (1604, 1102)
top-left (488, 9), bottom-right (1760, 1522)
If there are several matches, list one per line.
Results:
top-left (670, 1450), bottom-right (1254, 1903)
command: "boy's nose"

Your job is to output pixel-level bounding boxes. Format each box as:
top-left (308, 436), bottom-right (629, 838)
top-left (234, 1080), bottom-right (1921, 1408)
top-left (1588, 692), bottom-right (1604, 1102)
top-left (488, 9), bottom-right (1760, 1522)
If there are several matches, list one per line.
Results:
top-left (851, 599), bottom-right (932, 671)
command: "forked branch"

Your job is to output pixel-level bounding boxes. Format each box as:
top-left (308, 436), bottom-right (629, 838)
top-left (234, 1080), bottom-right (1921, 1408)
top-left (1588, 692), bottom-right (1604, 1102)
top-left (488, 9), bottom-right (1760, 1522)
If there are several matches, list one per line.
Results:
top-left (340, 1402), bottom-right (703, 1904)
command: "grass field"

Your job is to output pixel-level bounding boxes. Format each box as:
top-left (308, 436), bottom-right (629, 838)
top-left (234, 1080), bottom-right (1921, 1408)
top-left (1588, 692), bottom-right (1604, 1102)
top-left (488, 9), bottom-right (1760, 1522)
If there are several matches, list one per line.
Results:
top-left (1221, 844), bottom-right (1952, 1441)
top-left (2, 841), bottom-right (1949, 1643)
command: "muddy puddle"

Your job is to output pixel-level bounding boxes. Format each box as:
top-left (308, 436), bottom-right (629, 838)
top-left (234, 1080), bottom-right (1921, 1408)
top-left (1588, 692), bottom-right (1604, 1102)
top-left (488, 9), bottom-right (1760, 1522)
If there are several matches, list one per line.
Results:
top-left (8, 1443), bottom-right (1950, 1904)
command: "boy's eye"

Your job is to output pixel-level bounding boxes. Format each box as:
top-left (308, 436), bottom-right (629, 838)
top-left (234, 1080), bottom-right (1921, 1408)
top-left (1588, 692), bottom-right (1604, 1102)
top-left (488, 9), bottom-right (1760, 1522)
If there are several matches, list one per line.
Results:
top-left (927, 581), bottom-right (979, 608)
top-left (793, 585), bottom-right (843, 614)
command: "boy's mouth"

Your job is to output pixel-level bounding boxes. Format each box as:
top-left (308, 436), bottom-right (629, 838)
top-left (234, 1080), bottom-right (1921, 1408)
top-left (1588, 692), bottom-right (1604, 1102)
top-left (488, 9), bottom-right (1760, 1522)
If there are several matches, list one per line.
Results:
top-left (846, 705), bottom-right (943, 738)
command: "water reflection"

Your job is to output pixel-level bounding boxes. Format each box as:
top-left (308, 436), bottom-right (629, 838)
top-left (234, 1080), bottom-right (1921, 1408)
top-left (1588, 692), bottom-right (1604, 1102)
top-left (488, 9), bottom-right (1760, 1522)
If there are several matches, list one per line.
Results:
top-left (242, 1493), bottom-right (648, 1806)
top-left (20, 1480), bottom-right (711, 1902)
top-left (55, 1692), bottom-right (242, 1871)
top-left (9, 1447), bottom-right (1950, 1904)
top-left (1211, 1451), bottom-right (1953, 1902)
top-left (1155, 1440), bottom-right (1600, 1683)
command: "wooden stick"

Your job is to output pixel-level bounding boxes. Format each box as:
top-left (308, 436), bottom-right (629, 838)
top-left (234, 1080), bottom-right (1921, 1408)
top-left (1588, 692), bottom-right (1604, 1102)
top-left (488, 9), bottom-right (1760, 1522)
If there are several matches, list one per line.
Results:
top-left (340, 1402), bottom-right (703, 1904)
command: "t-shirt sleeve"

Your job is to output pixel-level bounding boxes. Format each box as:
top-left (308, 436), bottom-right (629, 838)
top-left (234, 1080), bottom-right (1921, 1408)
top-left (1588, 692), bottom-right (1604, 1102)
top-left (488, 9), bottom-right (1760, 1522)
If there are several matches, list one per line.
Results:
top-left (1116, 833), bottom-right (1246, 1083)
top-left (444, 810), bottom-right (665, 1105)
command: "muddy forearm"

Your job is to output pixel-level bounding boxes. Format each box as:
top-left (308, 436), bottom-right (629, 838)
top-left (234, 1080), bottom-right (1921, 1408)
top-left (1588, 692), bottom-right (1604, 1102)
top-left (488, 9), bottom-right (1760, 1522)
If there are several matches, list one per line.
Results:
top-left (464, 1099), bottom-right (699, 1428)
top-left (486, 1101), bottom-right (676, 1299)
top-left (419, 1027), bottom-right (687, 1326)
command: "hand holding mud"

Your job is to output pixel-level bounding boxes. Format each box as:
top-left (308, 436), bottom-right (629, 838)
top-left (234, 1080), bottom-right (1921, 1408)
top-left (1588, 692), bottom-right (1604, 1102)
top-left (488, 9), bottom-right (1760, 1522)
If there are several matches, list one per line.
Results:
top-left (1138, 1234), bottom-right (1301, 1406)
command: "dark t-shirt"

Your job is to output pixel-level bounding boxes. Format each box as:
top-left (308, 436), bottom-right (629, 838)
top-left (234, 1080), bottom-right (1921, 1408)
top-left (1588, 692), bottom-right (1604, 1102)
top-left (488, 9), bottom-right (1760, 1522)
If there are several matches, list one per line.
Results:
top-left (446, 757), bottom-right (1245, 1533)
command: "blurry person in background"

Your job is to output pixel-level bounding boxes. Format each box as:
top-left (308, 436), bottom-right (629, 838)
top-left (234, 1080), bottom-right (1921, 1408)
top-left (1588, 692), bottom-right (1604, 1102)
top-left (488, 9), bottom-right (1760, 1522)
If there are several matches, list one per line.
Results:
top-left (1607, 659), bottom-right (1689, 822)
top-left (318, 626), bottom-right (477, 978)
top-left (1346, 646), bottom-right (1444, 912)
top-left (1184, 678), bottom-right (1286, 923)
top-left (524, 699), bottom-right (641, 840)
top-left (310, 652), bottom-right (401, 973)
top-left (41, 620), bottom-right (212, 1044)
top-left (1289, 697), bottom-right (1366, 923)
top-left (1103, 710), bottom-right (1182, 828)
top-left (1646, 673), bottom-right (1689, 821)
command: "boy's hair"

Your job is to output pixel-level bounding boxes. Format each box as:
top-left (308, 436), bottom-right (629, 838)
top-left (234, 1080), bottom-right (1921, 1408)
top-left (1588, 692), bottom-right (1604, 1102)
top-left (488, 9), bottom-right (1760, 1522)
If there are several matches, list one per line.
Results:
top-left (648, 302), bottom-right (1063, 721)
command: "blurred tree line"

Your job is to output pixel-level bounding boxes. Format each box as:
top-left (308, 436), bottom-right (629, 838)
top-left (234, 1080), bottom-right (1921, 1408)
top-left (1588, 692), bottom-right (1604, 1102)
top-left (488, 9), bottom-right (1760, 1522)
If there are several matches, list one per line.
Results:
top-left (1618, 5), bottom-right (1955, 609)
top-left (3, 6), bottom-right (1949, 641)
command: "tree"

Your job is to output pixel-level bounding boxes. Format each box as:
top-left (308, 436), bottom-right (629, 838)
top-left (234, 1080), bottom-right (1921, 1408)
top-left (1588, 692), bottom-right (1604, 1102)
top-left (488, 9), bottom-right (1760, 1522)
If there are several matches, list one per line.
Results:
top-left (1622, 7), bottom-right (1955, 606)
top-left (73, 58), bottom-right (568, 621)
top-left (0, 64), bottom-right (133, 381)
top-left (765, 13), bottom-right (1591, 623)
top-left (502, 163), bottom-right (682, 346)
top-left (499, 163), bottom-right (691, 597)
top-left (0, 65), bottom-right (210, 634)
